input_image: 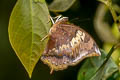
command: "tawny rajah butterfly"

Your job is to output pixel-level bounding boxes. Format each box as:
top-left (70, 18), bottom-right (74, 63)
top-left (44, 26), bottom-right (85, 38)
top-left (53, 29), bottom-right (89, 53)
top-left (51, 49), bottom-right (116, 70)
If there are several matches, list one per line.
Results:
top-left (41, 15), bottom-right (101, 74)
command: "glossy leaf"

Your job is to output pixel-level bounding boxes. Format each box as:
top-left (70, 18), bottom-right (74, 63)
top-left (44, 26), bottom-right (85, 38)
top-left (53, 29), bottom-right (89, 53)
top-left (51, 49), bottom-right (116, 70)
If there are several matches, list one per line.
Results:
top-left (49, 0), bottom-right (76, 12)
top-left (8, 0), bottom-right (51, 78)
top-left (77, 50), bottom-right (118, 80)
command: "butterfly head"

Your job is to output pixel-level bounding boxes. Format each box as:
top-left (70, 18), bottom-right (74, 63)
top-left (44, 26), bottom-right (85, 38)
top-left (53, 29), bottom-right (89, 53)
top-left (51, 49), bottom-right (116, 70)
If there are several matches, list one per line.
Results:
top-left (49, 15), bottom-right (68, 35)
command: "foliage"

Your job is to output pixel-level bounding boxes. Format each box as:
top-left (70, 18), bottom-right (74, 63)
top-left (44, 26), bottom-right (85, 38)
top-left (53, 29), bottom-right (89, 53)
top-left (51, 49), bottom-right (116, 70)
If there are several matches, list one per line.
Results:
top-left (8, 0), bottom-right (120, 79)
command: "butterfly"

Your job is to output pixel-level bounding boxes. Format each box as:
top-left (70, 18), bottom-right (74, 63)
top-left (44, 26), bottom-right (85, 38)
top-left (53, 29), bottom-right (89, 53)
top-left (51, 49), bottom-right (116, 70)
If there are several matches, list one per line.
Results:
top-left (41, 15), bottom-right (101, 74)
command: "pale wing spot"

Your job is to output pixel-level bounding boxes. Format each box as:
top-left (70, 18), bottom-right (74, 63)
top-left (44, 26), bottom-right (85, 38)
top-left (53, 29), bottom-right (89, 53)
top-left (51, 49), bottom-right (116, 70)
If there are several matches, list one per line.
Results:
top-left (50, 50), bottom-right (51, 52)
top-left (62, 44), bottom-right (67, 49)
top-left (59, 30), bottom-right (84, 52)
top-left (78, 30), bottom-right (82, 36)
top-left (55, 50), bottom-right (58, 53)
top-left (81, 33), bottom-right (85, 41)
top-left (61, 46), bottom-right (64, 51)
top-left (52, 48), bottom-right (56, 51)
top-left (72, 38), bottom-right (76, 44)
top-left (66, 44), bottom-right (70, 49)
top-left (95, 46), bottom-right (101, 55)
top-left (74, 36), bottom-right (80, 43)
top-left (70, 41), bottom-right (74, 47)
top-left (59, 46), bottom-right (63, 51)
top-left (76, 33), bottom-right (81, 39)
top-left (71, 52), bottom-right (73, 55)
top-left (72, 38), bottom-right (78, 45)
top-left (70, 38), bottom-right (75, 48)
top-left (73, 37), bottom-right (77, 43)
top-left (61, 37), bottom-right (64, 40)
top-left (76, 33), bottom-right (82, 42)
top-left (70, 31), bottom-right (82, 48)
top-left (59, 44), bottom-right (68, 51)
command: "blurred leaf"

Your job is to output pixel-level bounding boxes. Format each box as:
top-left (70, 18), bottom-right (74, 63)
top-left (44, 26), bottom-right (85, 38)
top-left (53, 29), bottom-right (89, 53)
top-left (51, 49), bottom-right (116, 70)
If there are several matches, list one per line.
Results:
top-left (94, 4), bottom-right (118, 43)
top-left (48, 0), bottom-right (76, 12)
top-left (103, 43), bottom-right (120, 65)
top-left (107, 70), bottom-right (120, 80)
top-left (98, 0), bottom-right (117, 22)
top-left (103, 23), bottom-right (120, 65)
top-left (77, 49), bottom-right (118, 80)
top-left (113, 5), bottom-right (120, 14)
top-left (8, 0), bottom-right (50, 78)
top-left (99, 0), bottom-right (120, 33)
top-left (111, 23), bottom-right (120, 39)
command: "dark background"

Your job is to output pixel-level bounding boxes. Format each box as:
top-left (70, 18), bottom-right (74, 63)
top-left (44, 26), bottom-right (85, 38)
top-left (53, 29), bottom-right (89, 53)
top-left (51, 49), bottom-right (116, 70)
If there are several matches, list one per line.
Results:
top-left (0, 0), bottom-right (113, 80)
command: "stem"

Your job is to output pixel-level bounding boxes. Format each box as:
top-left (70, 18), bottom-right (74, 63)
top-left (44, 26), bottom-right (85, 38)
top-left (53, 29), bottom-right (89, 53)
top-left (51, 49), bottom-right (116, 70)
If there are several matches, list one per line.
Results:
top-left (95, 45), bottom-right (115, 73)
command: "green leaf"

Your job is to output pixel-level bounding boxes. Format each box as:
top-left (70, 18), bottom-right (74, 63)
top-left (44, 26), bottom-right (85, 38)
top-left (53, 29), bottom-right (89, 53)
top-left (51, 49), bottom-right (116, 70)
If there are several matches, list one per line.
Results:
top-left (8, 0), bottom-right (51, 78)
top-left (103, 23), bottom-right (120, 65)
top-left (77, 50), bottom-right (118, 80)
top-left (49, 0), bottom-right (76, 12)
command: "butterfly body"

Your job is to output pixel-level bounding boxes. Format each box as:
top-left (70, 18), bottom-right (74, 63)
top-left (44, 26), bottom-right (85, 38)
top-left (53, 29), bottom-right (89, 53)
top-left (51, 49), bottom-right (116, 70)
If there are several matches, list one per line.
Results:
top-left (41, 16), bottom-right (101, 73)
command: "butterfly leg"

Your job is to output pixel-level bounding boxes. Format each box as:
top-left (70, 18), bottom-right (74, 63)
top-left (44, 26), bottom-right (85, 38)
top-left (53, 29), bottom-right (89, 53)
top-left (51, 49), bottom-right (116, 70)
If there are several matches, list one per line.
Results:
top-left (41, 15), bottom-right (55, 41)
top-left (50, 67), bottom-right (54, 74)
top-left (40, 34), bottom-right (49, 41)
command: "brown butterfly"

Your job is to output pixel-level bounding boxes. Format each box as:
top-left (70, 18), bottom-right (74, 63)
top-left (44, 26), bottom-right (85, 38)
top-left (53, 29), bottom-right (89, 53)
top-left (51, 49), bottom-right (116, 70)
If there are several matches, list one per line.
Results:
top-left (41, 15), bottom-right (101, 74)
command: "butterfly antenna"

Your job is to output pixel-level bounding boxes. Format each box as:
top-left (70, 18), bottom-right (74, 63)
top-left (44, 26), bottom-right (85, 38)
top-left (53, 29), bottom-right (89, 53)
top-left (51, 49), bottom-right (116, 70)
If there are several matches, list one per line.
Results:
top-left (55, 15), bottom-right (62, 23)
top-left (50, 16), bottom-right (55, 24)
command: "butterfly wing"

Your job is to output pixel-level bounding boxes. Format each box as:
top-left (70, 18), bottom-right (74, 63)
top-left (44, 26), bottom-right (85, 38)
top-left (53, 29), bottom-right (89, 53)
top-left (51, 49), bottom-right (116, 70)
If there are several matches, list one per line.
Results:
top-left (41, 21), bottom-right (101, 72)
